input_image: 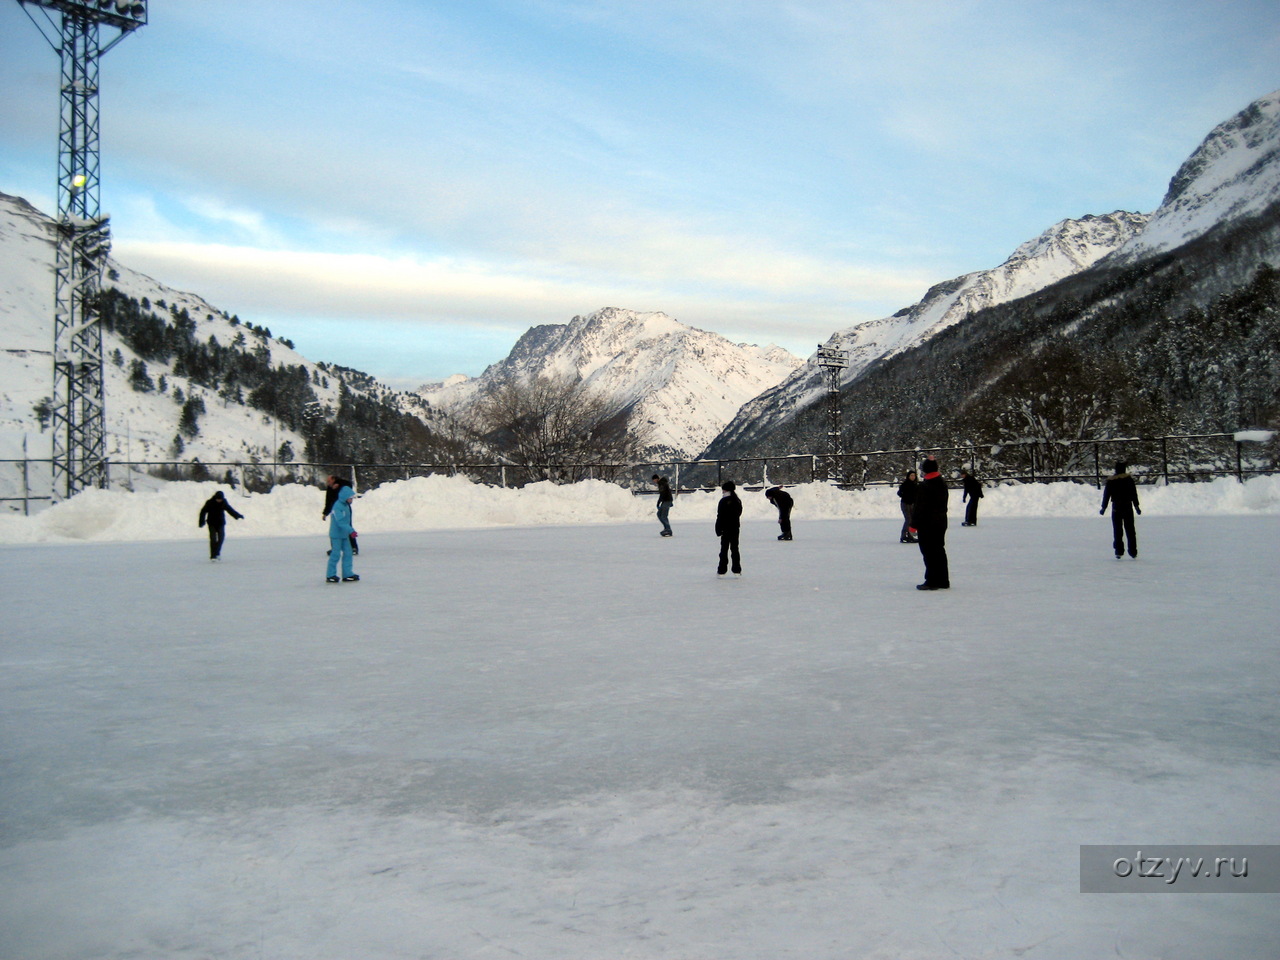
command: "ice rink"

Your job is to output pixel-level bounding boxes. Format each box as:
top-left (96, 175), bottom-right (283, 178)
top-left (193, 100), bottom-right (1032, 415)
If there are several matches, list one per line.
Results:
top-left (2, 511), bottom-right (1278, 958)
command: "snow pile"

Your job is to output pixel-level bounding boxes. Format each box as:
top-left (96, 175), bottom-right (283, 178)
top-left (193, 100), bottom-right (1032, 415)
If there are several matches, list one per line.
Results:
top-left (2, 474), bottom-right (1279, 545)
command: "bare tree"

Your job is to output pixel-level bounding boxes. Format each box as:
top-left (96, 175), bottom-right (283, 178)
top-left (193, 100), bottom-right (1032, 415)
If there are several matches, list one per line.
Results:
top-left (467, 373), bottom-right (651, 482)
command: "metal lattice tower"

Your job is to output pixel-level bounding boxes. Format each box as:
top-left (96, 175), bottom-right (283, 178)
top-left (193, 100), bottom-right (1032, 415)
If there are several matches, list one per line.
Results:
top-left (16, 0), bottom-right (147, 498)
top-left (814, 339), bottom-right (849, 482)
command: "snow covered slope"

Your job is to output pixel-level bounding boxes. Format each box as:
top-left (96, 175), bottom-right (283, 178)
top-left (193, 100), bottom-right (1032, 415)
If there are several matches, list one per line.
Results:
top-left (707, 212), bottom-right (1148, 454)
top-left (1108, 88), bottom-right (1280, 264)
top-left (419, 307), bottom-right (800, 459)
top-left (0, 190), bottom-right (418, 470)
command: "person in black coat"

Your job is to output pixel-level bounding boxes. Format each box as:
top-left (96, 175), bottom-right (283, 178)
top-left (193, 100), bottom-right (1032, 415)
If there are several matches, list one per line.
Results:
top-left (913, 458), bottom-right (950, 590)
top-left (1100, 461), bottom-right (1141, 558)
top-left (715, 480), bottom-right (743, 576)
top-left (198, 490), bottom-right (244, 561)
top-left (896, 470), bottom-right (918, 543)
top-left (960, 468), bottom-right (984, 526)
top-left (652, 473), bottom-right (674, 537)
top-left (764, 485), bottom-right (793, 540)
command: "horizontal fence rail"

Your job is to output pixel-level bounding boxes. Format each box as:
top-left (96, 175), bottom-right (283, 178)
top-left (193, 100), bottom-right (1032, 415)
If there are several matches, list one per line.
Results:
top-left (2, 432), bottom-right (1276, 514)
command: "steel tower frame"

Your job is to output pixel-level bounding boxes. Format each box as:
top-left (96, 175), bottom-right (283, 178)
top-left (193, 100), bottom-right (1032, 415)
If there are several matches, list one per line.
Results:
top-left (814, 340), bottom-right (849, 482)
top-left (16, 0), bottom-right (147, 497)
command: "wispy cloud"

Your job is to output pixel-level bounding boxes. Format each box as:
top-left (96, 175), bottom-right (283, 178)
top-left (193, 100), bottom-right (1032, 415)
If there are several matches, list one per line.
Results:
top-left (178, 195), bottom-right (278, 245)
top-left (113, 237), bottom-right (932, 336)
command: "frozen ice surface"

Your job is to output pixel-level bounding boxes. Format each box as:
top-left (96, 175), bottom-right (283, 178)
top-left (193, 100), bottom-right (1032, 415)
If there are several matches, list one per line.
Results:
top-left (2, 511), bottom-right (1278, 958)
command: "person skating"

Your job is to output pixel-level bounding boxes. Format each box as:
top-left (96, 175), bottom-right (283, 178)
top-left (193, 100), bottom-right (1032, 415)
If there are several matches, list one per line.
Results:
top-left (1100, 461), bottom-right (1141, 559)
top-left (914, 457), bottom-right (950, 590)
top-left (715, 480), bottom-right (743, 577)
top-left (198, 490), bottom-right (244, 561)
top-left (652, 473), bottom-right (674, 537)
top-left (960, 468), bottom-right (984, 526)
top-left (896, 470), bottom-right (918, 543)
top-left (323, 475), bottom-right (359, 555)
top-left (764, 485), bottom-right (793, 540)
top-left (325, 475), bottom-right (360, 583)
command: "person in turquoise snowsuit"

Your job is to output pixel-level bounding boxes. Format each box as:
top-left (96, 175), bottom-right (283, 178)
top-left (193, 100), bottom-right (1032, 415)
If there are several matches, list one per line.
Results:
top-left (325, 476), bottom-right (359, 582)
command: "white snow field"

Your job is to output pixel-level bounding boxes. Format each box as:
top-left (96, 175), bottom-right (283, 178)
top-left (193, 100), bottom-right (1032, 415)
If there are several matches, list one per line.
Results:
top-left (2, 478), bottom-right (1278, 959)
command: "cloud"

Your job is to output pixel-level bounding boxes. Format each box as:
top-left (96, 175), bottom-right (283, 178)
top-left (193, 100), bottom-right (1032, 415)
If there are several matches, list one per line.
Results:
top-left (178, 195), bottom-right (279, 245)
top-left (111, 236), bottom-right (933, 357)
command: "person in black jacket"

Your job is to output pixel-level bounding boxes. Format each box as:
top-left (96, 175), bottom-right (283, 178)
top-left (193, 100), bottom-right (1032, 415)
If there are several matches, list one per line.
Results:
top-left (715, 480), bottom-right (743, 576)
top-left (764, 485), bottom-right (793, 540)
top-left (1100, 461), bottom-right (1141, 559)
top-left (198, 490), bottom-right (244, 561)
top-left (896, 470), bottom-right (918, 543)
top-left (960, 468), bottom-right (984, 526)
top-left (913, 458), bottom-right (950, 590)
top-left (652, 473), bottom-right (674, 537)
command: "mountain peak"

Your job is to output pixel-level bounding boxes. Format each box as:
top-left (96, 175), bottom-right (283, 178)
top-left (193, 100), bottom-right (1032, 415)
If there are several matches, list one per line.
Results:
top-left (1110, 89), bottom-right (1280, 263)
top-left (1163, 90), bottom-right (1280, 208)
top-left (420, 307), bottom-right (800, 458)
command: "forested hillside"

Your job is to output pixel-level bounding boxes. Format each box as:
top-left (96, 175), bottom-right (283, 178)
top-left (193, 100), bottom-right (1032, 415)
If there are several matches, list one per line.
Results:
top-left (717, 201), bottom-right (1280, 460)
top-left (96, 288), bottom-right (458, 467)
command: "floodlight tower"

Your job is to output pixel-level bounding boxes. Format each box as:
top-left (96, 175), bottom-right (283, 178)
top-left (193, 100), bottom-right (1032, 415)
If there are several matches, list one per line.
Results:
top-left (15, 0), bottom-right (147, 498)
top-left (814, 338), bottom-right (849, 482)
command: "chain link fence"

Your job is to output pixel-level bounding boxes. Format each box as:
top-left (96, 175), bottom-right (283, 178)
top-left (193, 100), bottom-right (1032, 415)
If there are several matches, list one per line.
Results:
top-left (2, 432), bottom-right (1276, 514)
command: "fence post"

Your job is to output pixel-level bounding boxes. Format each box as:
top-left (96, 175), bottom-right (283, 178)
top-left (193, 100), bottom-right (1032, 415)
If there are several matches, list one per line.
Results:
top-left (1237, 441), bottom-right (1244, 483)
top-left (1161, 436), bottom-right (1169, 485)
top-left (1094, 442), bottom-right (1101, 488)
top-left (22, 441), bottom-right (31, 516)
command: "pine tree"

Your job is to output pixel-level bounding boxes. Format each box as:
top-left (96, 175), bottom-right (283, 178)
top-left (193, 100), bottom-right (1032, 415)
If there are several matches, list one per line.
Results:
top-left (128, 358), bottom-right (155, 392)
top-left (179, 397), bottom-right (203, 439)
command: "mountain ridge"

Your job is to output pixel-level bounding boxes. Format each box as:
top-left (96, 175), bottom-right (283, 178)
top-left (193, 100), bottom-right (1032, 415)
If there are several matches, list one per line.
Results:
top-left (417, 306), bottom-right (801, 459)
top-left (704, 88), bottom-right (1280, 460)
top-left (706, 211), bottom-right (1150, 455)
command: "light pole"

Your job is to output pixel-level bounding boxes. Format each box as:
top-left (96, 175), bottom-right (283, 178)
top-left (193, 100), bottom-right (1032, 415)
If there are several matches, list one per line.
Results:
top-left (15, 0), bottom-right (148, 498)
top-left (815, 339), bottom-right (849, 482)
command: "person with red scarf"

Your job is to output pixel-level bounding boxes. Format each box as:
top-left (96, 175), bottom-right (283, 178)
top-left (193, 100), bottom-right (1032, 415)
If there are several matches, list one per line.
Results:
top-left (913, 457), bottom-right (950, 590)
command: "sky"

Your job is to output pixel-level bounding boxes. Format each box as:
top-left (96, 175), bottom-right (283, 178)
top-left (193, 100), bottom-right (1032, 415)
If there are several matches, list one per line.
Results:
top-left (2, 1), bottom-right (1278, 387)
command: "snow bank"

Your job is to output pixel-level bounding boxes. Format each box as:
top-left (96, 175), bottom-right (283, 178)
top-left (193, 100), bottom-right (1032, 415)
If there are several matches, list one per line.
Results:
top-left (2, 474), bottom-right (1278, 544)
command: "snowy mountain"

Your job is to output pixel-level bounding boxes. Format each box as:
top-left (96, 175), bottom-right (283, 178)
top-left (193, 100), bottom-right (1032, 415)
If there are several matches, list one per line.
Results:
top-left (418, 307), bottom-right (801, 459)
top-left (707, 89), bottom-right (1280, 459)
top-left (1108, 89), bottom-right (1280, 264)
top-left (707, 212), bottom-right (1149, 455)
top-left (0, 190), bottom-right (435, 480)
